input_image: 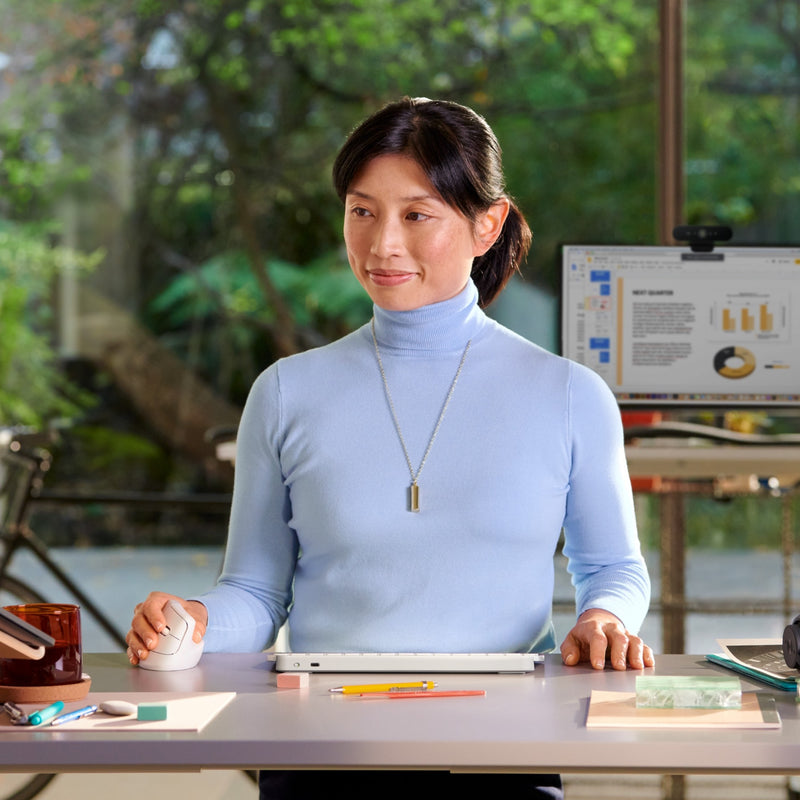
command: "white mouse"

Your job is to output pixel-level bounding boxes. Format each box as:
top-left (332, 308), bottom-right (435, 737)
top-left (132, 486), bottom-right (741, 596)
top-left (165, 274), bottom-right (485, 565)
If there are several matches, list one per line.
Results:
top-left (138, 600), bottom-right (204, 671)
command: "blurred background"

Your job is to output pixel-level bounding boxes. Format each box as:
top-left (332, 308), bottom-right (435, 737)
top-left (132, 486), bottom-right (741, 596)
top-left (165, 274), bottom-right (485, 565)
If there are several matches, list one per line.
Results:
top-left (0, 0), bottom-right (798, 657)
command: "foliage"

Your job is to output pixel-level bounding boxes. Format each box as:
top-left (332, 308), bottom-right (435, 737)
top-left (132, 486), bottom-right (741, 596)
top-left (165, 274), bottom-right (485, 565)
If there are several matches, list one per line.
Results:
top-left (123, 0), bottom-right (659, 289)
top-left (150, 250), bottom-right (370, 330)
top-left (0, 221), bottom-right (102, 424)
top-left (147, 249), bottom-right (371, 397)
top-left (0, 3), bottom-right (104, 426)
top-left (51, 424), bottom-right (168, 487)
top-left (636, 493), bottom-right (799, 552)
top-left (0, 1), bottom-right (661, 336)
top-left (684, 0), bottom-right (800, 237)
top-left (0, 0), bottom-right (798, 409)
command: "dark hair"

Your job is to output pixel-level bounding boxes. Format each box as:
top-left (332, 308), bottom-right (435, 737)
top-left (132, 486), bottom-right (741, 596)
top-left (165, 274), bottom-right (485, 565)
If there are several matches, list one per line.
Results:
top-left (332, 97), bottom-right (532, 308)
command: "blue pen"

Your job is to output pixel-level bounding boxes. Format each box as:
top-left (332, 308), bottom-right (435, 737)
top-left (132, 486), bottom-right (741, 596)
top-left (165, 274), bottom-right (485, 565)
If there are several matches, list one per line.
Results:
top-left (50, 704), bottom-right (98, 727)
top-left (28, 701), bottom-right (64, 726)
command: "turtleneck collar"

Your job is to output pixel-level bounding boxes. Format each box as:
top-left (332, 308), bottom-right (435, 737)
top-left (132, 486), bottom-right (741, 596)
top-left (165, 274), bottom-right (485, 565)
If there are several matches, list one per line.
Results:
top-left (371, 279), bottom-right (487, 354)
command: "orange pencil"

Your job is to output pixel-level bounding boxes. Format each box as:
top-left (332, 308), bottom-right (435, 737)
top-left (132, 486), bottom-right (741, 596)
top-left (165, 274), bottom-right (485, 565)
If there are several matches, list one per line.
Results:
top-left (359, 690), bottom-right (485, 699)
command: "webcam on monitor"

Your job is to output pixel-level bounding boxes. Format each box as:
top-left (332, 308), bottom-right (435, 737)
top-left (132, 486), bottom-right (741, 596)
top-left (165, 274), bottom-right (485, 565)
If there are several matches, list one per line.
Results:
top-left (673, 225), bottom-right (733, 252)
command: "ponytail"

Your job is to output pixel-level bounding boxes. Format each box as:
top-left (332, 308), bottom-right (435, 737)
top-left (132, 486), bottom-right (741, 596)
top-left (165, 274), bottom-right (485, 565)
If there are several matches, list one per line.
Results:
top-left (471, 201), bottom-right (532, 308)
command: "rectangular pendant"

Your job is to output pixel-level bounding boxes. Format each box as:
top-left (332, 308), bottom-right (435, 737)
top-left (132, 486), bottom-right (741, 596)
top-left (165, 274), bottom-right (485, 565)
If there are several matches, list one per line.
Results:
top-left (409, 483), bottom-right (420, 512)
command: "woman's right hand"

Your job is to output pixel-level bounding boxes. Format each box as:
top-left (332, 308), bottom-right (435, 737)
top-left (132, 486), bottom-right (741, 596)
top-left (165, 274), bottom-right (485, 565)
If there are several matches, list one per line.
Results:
top-left (126, 591), bottom-right (208, 666)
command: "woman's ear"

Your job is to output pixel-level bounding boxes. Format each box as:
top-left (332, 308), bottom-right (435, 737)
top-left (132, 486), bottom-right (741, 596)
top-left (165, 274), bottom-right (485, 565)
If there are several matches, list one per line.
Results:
top-left (473, 198), bottom-right (511, 256)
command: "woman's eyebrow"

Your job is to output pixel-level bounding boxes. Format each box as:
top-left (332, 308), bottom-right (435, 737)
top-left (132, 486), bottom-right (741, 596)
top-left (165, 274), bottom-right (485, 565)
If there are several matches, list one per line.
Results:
top-left (347, 188), bottom-right (441, 204)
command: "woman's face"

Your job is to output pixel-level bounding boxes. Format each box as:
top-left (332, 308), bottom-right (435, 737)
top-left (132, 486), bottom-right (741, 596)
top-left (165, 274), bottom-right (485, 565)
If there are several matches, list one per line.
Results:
top-left (343, 154), bottom-right (489, 311)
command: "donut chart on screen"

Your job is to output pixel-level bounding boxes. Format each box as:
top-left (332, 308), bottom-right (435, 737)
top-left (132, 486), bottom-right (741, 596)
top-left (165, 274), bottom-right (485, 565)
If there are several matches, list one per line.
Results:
top-left (713, 346), bottom-right (756, 379)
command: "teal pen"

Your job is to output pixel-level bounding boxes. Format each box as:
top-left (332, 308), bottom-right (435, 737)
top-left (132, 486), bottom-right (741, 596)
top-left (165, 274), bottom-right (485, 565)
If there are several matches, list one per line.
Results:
top-left (28, 701), bottom-right (64, 726)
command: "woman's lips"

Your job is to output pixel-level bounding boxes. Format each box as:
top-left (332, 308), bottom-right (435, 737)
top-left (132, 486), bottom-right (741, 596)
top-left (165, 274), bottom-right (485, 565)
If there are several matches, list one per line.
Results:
top-left (367, 270), bottom-right (416, 287)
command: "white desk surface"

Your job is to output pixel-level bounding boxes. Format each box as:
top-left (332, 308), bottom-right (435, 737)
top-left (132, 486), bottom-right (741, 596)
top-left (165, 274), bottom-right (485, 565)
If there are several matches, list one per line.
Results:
top-left (1, 653), bottom-right (799, 775)
top-left (626, 443), bottom-right (800, 479)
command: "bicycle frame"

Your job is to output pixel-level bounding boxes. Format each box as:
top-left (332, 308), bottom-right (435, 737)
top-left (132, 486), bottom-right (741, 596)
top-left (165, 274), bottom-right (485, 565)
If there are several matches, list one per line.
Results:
top-left (0, 448), bottom-right (127, 650)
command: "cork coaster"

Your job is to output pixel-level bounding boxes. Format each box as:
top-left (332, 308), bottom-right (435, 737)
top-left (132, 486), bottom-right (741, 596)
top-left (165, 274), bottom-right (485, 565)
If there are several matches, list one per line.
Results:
top-left (0, 674), bottom-right (91, 704)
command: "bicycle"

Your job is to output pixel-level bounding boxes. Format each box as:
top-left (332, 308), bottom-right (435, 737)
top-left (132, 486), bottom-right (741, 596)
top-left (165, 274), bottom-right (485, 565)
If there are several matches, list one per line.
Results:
top-left (0, 426), bottom-right (233, 635)
top-left (0, 429), bottom-right (69, 800)
top-left (0, 429), bottom-right (129, 646)
top-left (0, 426), bottom-right (252, 800)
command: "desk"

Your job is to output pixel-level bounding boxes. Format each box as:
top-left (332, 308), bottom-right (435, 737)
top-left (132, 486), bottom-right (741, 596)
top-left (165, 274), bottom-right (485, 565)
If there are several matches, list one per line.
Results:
top-left (626, 443), bottom-right (800, 481)
top-left (1, 653), bottom-right (798, 775)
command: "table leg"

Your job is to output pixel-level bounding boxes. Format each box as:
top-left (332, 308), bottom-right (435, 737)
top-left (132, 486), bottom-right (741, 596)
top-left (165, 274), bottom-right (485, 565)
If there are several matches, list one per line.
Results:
top-left (661, 774), bottom-right (685, 800)
top-left (781, 493), bottom-right (795, 621)
top-left (659, 492), bottom-right (686, 655)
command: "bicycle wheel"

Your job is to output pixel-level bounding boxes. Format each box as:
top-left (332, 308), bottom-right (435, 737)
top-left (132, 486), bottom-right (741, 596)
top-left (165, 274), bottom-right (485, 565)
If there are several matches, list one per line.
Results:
top-left (0, 574), bottom-right (47, 607)
top-left (0, 575), bottom-right (57, 800)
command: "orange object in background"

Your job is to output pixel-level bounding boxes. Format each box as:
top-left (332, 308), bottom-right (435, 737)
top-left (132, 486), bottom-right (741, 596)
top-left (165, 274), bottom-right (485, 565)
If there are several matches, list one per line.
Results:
top-left (621, 411), bottom-right (664, 428)
top-left (621, 411), bottom-right (663, 493)
top-left (629, 475), bottom-right (663, 493)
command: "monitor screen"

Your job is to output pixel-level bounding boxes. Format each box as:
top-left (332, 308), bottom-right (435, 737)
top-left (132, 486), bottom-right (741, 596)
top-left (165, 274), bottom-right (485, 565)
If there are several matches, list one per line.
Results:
top-left (560, 244), bottom-right (800, 407)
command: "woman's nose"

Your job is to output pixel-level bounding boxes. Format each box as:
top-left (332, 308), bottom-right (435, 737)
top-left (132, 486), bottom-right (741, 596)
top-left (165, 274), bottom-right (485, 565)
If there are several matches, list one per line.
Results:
top-left (370, 218), bottom-right (403, 258)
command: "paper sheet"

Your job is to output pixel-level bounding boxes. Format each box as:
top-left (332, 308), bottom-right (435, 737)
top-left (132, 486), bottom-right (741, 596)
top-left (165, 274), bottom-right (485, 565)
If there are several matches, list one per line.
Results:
top-left (586, 690), bottom-right (780, 729)
top-left (717, 638), bottom-right (798, 682)
top-left (2, 692), bottom-right (236, 732)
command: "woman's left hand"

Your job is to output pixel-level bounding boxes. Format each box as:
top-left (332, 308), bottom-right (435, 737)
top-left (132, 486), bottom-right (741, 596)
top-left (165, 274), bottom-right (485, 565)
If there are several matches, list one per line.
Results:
top-left (560, 608), bottom-right (655, 670)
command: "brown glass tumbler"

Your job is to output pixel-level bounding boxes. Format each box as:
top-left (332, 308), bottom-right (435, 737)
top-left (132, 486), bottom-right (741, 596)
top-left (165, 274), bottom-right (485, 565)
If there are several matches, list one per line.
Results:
top-left (0, 604), bottom-right (82, 687)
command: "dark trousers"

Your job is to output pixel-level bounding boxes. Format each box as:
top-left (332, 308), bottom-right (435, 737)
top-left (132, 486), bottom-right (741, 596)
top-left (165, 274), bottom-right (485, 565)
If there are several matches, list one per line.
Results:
top-left (258, 770), bottom-right (563, 798)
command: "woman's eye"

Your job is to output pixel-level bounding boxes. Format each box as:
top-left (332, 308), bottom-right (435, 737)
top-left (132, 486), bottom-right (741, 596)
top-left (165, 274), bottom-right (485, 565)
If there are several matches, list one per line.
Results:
top-left (351, 206), bottom-right (371, 217)
top-left (407, 211), bottom-right (429, 221)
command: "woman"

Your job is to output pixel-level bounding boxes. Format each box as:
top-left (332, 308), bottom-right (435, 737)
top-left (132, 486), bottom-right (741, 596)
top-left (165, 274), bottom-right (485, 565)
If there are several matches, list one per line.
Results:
top-left (128, 98), bottom-right (653, 798)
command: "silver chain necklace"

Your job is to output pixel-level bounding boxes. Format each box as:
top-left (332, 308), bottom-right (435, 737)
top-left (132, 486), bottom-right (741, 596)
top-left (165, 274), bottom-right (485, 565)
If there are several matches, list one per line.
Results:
top-left (371, 318), bottom-right (471, 512)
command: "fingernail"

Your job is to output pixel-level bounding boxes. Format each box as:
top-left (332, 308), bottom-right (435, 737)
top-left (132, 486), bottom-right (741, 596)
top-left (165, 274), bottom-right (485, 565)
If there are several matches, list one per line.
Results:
top-left (146, 637), bottom-right (156, 648)
top-left (137, 649), bottom-right (146, 660)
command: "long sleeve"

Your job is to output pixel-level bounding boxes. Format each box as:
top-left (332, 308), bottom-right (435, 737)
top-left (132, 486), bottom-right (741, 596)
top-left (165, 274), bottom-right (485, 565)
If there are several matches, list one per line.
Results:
top-left (196, 366), bottom-right (298, 651)
top-left (561, 363), bottom-right (650, 633)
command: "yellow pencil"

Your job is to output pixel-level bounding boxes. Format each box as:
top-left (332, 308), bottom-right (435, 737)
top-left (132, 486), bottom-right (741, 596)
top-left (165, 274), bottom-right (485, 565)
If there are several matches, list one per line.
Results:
top-left (329, 680), bottom-right (437, 694)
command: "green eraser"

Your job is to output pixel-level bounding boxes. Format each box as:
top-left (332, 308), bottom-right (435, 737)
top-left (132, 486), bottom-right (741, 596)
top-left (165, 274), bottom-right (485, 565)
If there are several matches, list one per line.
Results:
top-left (137, 703), bottom-right (168, 721)
top-left (635, 675), bottom-right (742, 709)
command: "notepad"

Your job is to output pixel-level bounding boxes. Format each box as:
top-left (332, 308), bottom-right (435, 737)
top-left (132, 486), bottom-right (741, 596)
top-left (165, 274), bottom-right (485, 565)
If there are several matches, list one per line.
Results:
top-left (2, 692), bottom-right (236, 732)
top-left (586, 690), bottom-right (780, 729)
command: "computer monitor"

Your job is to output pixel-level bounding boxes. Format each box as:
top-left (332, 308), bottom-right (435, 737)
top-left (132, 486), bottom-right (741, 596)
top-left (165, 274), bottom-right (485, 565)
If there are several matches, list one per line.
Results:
top-left (560, 244), bottom-right (800, 407)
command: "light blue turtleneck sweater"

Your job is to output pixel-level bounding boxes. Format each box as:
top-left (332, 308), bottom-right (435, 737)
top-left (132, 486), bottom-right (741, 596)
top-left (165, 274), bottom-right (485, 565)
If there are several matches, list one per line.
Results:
top-left (197, 281), bottom-right (650, 653)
